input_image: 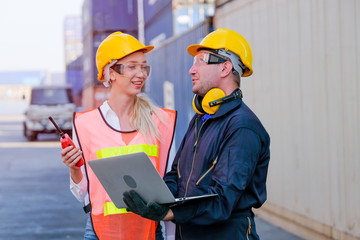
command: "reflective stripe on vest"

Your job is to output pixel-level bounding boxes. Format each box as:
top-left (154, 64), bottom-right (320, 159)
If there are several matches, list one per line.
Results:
top-left (97, 144), bottom-right (159, 216)
top-left (97, 144), bottom-right (159, 159)
top-left (103, 202), bottom-right (131, 216)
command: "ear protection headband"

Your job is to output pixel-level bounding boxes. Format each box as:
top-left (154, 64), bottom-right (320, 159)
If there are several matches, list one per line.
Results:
top-left (192, 88), bottom-right (242, 115)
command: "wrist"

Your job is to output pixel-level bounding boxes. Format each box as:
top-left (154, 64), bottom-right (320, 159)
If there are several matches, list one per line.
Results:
top-left (70, 168), bottom-right (83, 184)
top-left (162, 209), bottom-right (174, 221)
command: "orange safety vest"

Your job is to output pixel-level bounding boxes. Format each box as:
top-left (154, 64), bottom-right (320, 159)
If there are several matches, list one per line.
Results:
top-left (74, 107), bottom-right (176, 240)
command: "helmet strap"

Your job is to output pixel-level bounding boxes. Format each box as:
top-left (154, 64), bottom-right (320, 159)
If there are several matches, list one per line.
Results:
top-left (216, 49), bottom-right (244, 76)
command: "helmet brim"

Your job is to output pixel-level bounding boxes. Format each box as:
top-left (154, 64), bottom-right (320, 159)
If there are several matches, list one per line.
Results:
top-left (141, 45), bottom-right (154, 54)
top-left (187, 44), bottom-right (217, 56)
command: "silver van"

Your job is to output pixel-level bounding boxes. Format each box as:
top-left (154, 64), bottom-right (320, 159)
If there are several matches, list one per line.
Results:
top-left (23, 86), bottom-right (75, 141)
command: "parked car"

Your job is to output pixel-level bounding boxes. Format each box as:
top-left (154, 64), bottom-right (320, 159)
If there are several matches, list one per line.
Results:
top-left (23, 86), bottom-right (75, 141)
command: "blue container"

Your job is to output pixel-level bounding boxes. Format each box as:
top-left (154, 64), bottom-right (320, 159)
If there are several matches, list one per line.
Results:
top-left (144, 0), bottom-right (173, 46)
top-left (144, 0), bottom-right (171, 23)
top-left (146, 18), bottom-right (212, 148)
top-left (66, 56), bottom-right (83, 96)
top-left (82, 32), bottom-right (95, 87)
top-left (82, 0), bottom-right (138, 38)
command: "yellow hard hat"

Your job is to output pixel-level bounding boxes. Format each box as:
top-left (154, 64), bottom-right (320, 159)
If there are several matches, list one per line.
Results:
top-left (187, 28), bottom-right (253, 77)
top-left (96, 32), bottom-right (154, 81)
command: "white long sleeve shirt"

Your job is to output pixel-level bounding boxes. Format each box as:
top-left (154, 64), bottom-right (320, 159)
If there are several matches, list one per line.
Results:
top-left (69, 101), bottom-right (175, 205)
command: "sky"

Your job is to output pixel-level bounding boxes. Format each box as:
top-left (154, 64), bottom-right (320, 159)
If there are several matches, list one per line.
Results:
top-left (0, 0), bottom-right (83, 73)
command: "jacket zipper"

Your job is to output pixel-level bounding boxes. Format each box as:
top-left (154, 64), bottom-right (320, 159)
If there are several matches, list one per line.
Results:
top-left (177, 158), bottom-right (181, 178)
top-left (179, 225), bottom-right (183, 240)
top-left (246, 217), bottom-right (251, 240)
top-left (196, 157), bottom-right (218, 185)
top-left (184, 118), bottom-right (205, 197)
top-left (180, 118), bottom-right (207, 240)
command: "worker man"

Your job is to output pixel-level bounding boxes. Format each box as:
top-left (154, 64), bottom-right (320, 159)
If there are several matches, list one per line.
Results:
top-left (123, 28), bottom-right (270, 240)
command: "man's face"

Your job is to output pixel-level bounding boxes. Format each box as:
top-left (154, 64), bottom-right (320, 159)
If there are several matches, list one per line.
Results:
top-left (189, 50), bottom-right (222, 96)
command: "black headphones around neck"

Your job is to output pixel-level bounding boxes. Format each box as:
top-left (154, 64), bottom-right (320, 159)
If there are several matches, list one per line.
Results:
top-left (192, 88), bottom-right (242, 115)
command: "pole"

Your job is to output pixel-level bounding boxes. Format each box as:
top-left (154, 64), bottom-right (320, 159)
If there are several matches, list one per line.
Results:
top-left (137, 0), bottom-right (145, 44)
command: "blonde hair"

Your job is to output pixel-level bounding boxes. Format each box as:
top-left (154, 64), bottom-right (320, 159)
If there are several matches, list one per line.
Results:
top-left (131, 93), bottom-right (164, 143)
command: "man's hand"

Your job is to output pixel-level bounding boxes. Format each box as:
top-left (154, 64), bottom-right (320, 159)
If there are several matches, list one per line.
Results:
top-left (123, 190), bottom-right (169, 222)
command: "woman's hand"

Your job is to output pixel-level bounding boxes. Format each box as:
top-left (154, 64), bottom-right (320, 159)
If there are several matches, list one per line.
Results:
top-left (61, 146), bottom-right (84, 184)
top-left (61, 146), bottom-right (83, 169)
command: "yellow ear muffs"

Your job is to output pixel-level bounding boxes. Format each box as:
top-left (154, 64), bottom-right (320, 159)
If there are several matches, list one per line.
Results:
top-left (202, 88), bottom-right (226, 114)
top-left (192, 88), bottom-right (226, 115)
top-left (192, 94), bottom-right (205, 114)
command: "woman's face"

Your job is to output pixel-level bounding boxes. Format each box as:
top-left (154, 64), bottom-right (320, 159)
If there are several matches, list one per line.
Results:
top-left (110, 51), bottom-right (150, 96)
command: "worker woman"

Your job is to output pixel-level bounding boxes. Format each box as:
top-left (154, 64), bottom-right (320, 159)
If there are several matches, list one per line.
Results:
top-left (60, 32), bottom-right (176, 240)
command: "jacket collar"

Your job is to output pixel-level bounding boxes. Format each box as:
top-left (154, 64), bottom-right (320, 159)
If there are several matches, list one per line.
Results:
top-left (195, 89), bottom-right (243, 120)
top-left (212, 96), bottom-right (242, 119)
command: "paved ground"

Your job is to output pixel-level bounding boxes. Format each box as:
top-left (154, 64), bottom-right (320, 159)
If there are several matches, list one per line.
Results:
top-left (256, 217), bottom-right (302, 240)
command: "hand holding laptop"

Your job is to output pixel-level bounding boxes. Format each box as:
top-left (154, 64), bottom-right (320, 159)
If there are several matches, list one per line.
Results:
top-left (123, 190), bottom-right (169, 222)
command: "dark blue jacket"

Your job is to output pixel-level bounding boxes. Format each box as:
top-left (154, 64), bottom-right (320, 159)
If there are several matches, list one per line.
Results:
top-left (164, 95), bottom-right (270, 240)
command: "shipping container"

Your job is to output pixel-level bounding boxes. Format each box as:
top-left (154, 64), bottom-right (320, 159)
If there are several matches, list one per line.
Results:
top-left (173, 0), bottom-right (215, 35)
top-left (82, 0), bottom-right (138, 38)
top-left (82, 31), bottom-right (95, 89)
top-left (144, 0), bottom-right (173, 46)
top-left (144, 0), bottom-right (171, 23)
top-left (64, 14), bottom-right (83, 109)
top-left (66, 56), bottom-right (83, 108)
top-left (64, 16), bottom-right (83, 66)
top-left (214, 0), bottom-right (360, 239)
top-left (146, 17), bottom-right (213, 149)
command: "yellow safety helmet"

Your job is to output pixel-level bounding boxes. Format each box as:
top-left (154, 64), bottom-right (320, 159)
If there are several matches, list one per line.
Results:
top-left (187, 28), bottom-right (253, 77)
top-left (96, 32), bottom-right (154, 81)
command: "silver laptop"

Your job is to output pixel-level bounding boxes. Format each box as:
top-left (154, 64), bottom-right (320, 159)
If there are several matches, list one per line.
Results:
top-left (88, 151), bottom-right (218, 209)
